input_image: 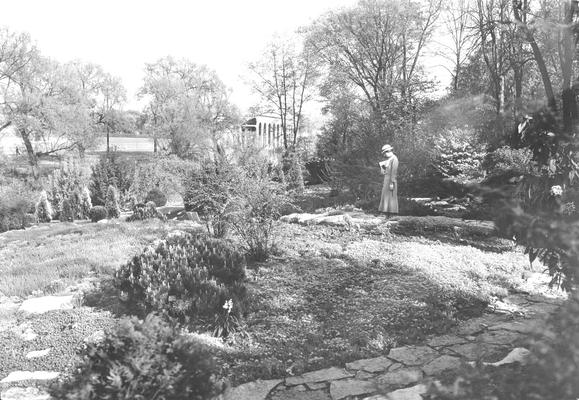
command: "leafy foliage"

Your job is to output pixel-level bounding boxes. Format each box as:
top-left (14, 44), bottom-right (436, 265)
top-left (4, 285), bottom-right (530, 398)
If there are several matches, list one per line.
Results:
top-left (498, 110), bottom-right (579, 290)
top-left (115, 233), bottom-right (247, 333)
top-left (89, 206), bottom-right (107, 222)
top-left (49, 314), bottom-right (221, 400)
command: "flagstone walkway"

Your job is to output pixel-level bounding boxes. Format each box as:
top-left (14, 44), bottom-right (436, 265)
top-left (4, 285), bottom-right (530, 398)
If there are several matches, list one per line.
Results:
top-left (220, 279), bottom-right (564, 400)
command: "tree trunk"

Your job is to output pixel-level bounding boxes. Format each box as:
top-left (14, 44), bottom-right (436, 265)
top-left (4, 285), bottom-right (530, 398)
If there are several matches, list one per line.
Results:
top-left (19, 128), bottom-right (39, 179)
top-left (561, 0), bottom-right (578, 132)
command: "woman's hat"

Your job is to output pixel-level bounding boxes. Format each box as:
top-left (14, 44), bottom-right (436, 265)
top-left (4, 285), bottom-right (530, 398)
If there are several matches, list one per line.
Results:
top-left (381, 144), bottom-right (393, 152)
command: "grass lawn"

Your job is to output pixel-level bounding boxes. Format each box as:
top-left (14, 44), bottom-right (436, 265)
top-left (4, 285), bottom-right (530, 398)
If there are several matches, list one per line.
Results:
top-left (0, 216), bottom-right (536, 387)
top-left (0, 220), bottom-right (175, 297)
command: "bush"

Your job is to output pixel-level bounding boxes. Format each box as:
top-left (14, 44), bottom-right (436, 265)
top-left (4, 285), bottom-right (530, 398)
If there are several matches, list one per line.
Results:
top-left (431, 133), bottom-right (485, 181)
top-left (80, 187), bottom-right (92, 219)
top-left (89, 206), bottom-right (108, 222)
top-left (0, 181), bottom-right (36, 232)
top-left (35, 190), bottom-right (53, 223)
top-left (230, 166), bottom-right (295, 261)
top-left (105, 185), bottom-right (121, 219)
top-left (45, 158), bottom-right (89, 218)
top-left (89, 152), bottom-right (134, 206)
top-left (183, 161), bottom-right (238, 237)
top-left (115, 233), bottom-right (247, 333)
top-left (59, 199), bottom-right (74, 222)
top-left (482, 146), bottom-right (532, 178)
top-left (127, 201), bottom-right (166, 222)
top-left (49, 314), bottom-right (221, 400)
top-left (145, 188), bottom-right (167, 207)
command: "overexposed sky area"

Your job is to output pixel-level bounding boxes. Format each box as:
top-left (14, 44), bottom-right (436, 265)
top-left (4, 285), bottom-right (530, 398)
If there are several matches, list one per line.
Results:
top-left (2, 0), bottom-right (361, 113)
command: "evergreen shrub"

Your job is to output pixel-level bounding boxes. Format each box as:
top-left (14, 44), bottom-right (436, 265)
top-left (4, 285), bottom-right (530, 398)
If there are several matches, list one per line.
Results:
top-left (49, 314), bottom-right (221, 400)
top-left (115, 233), bottom-right (247, 333)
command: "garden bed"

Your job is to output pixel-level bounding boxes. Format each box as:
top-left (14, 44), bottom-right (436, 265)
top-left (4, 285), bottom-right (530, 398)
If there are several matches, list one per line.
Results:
top-left (0, 216), bottom-right (536, 388)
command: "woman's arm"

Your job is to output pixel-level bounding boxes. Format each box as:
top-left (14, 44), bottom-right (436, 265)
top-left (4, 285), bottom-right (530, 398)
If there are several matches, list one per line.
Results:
top-left (390, 156), bottom-right (399, 183)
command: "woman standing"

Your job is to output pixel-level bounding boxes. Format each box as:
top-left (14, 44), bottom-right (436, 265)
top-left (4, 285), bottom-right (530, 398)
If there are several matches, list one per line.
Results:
top-left (378, 144), bottom-right (399, 216)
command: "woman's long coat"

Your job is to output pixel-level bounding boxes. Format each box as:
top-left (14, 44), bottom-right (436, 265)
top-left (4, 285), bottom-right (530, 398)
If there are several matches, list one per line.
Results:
top-left (379, 155), bottom-right (399, 214)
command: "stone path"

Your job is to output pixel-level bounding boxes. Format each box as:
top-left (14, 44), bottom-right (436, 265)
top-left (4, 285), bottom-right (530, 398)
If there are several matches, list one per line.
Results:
top-left (220, 284), bottom-right (564, 400)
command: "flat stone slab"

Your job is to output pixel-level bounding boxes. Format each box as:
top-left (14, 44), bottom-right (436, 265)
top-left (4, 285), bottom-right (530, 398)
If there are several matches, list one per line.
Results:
top-left (376, 368), bottom-right (423, 388)
top-left (220, 379), bottom-right (281, 400)
top-left (1, 387), bottom-right (51, 400)
top-left (25, 348), bottom-right (51, 359)
top-left (426, 335), bottom-right (469, 348)
top-left (387, 346), bottom-right (439, 366)
top-left (286, 367), bottom-right (354, 386)
top-left (447, 343), bottom-right (507, 361)
top-left (1, 371), bottom-right (59, 383)
top-left (456, 315), bottom-right (506, 335)
top-left (271, 390), bottom-right (330, 400)
top-left (346, 356), bottom-right (395, 373)
top-left (421, 355), bottom-right (462, 376)
top-left (477, 330), bottom-right (522, 346)
top-left (19, 295), bottom-right (75, 314)
top-left (488, 321), bottom-right (538, 334)
top-left (329, 379), bottom-right (377, 399)
top-left (384, 384), bottom-right (428, 400)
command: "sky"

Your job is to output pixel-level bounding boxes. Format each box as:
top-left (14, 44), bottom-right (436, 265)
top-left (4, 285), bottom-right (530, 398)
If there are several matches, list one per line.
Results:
top-left (2, 0), bottom-right (363, 113)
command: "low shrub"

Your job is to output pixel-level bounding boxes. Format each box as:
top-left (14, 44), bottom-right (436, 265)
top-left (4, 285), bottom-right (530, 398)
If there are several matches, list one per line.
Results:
top-left (0, 181), bottom-right (36, 232)
top-left (145, 188), bottom-right (167, 207)
top-left (35, 190), bottom-right (53, 223)
top-left (105, 185), bottom-right (120, 219)
top-left (89, 206), bottom-right (108, 222)
top-left (115, 233), bottom-right (247, 334)
top-left (0, 197), bottom-right (31, 232)
top-left (127, 201), bottom-right (166, 222)
top-left (49, 314), bottom-right (221, 400)
top-left (59, 199), bottom-right (74, 222)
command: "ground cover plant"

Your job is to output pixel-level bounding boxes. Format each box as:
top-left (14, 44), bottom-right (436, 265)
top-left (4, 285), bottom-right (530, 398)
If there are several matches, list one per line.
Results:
top-left (208, 221), bottom-right (531, 384)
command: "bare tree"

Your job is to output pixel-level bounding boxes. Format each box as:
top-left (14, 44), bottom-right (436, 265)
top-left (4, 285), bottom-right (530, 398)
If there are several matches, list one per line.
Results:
top-left (438, 0), bottom-right (478, 92)
top-left (248, 36), bottom-right (318, 150)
